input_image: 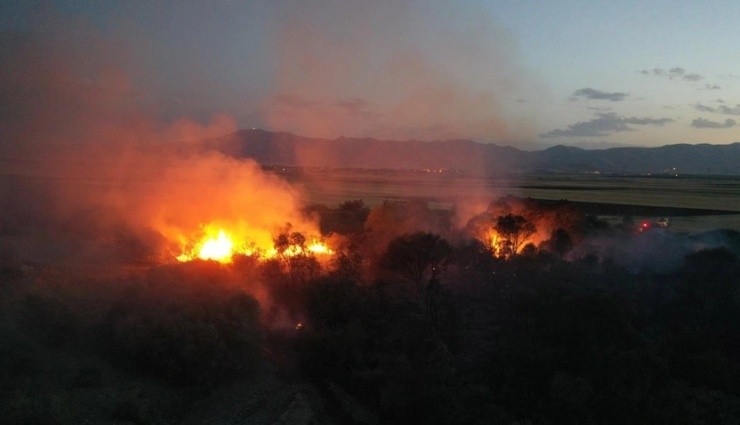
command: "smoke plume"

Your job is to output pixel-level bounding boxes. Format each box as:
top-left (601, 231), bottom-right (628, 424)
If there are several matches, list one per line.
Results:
top-left (0, 9), bottom-right (317, 265)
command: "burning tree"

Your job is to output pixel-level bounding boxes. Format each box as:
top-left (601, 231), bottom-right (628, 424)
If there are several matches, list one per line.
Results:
top-left (495, 214), bottom-right (536, 257)
top-left (465, 210), bottom-right (537, 258)
top-left (175, 222), bottom-right (333, 265)
top-left (274, 230), bottom-right (307, 256)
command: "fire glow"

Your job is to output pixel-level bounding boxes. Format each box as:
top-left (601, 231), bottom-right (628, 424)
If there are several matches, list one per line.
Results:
top-left (487, 231), bottom-right (504, 258)
top-left (485, 229), bottom-right (522, 259)
top-left (175, 225), bottom-right (333, 264)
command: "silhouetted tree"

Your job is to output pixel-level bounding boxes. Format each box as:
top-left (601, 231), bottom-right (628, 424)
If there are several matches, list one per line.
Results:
top-left (381, 232), bottom-right (453, 330)
top-left (380, 232), bottom-right (452, 286)
top-left (336, 199), bottom-right (370, 235)
top-left (545, 228), bottom-right (573, 257)
top-left (364, 201), bottom-right (439, 260)
top-left (273, 230), bottom-right (306, 255)
top-left (495, 214), bottom-right (536, 256)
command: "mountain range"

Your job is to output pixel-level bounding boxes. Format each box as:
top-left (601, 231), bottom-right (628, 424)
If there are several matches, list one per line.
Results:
top-left (203, 129), bottom-right (740, 176)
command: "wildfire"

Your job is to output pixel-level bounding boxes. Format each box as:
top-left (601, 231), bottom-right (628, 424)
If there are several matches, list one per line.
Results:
top-left (196, 230), bottom-right (233, 262)
top-left (483, 228), bottom-right (531, 259)
top-left (488, 231), bottom-right (499, 252)
top-left (175, 224), bottom-right (333, 264)
top-left (486, 230), bottom-right (508, 258)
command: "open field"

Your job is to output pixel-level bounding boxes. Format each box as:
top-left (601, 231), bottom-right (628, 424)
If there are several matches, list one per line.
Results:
top-left (4, 168), bottom-right (740, 233)
top-left (284, 169), bottom-right (740, 232)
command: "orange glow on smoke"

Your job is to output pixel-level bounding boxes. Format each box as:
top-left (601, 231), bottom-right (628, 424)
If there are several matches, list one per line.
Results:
top-left (175, 223), bottom-right (333, 264)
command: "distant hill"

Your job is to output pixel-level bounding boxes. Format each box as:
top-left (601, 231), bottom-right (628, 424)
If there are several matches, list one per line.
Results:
top-left (203, 129), bottom-right (740, 176)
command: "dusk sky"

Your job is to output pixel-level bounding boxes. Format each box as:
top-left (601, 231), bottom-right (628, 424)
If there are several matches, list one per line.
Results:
top-left (2, 0), bottom-right (740, 148)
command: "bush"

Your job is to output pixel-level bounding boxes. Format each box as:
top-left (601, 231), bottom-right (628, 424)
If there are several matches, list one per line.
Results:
top-left (103, 268), bottom-right (262, 386)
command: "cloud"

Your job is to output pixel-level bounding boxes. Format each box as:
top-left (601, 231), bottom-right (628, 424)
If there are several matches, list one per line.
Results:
top-left (693, 103), bottom-right (740, 115)
top-left (334, 98), bottom-right (374, 117)
top-left (622, 116), bottom-right (674, 125)
top-left (640, 67), bottom-right (704, 82)
top-left (573, 87), bottom-right (628, 102)
top-left (691, 118), bottom-right (736, 129)
top-left (541, 113), bottom-right (674, 138)
top-left (694, 103), bottom-right (717, 113)
top-left (702, 84), bottom-right (721, 90)
top-left (717, 105), bottom-right (740, 115)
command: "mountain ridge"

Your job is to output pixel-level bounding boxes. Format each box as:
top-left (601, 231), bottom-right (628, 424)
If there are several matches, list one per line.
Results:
top-left (204, 129), bottom-right (740, 176)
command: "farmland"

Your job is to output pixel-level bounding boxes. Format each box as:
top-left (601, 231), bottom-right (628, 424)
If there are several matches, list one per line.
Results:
top-left (279, 168), bottom-right (740, 232)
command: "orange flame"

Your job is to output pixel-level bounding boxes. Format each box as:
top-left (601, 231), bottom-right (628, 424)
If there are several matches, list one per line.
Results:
top-left (175, 223), bottom-right (333, 264)
top-left (486, 230), bottom-right (506, 258)
top-left (195, 230), bottom-right (233, 262)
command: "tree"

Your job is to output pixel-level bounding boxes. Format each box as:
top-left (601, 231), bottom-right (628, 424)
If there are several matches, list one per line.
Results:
top-left (380, 232), bottom-right (452, 286)
top-left (336, 199), bottom-right (370, 235)
top-left (545, 228), bottom-right (573, 257)
top-left (272, 230), bottom-right (319, 285)
top-left (380, 232), bottom-right (454, 331)
top-left (495, 214), bottom-right (536, 257)
top-left (274, 231), bottom-right (306, 255)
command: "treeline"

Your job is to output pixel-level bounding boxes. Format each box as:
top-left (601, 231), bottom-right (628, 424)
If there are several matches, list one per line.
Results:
top-left (0, 263), bottom-right (263, 423)
top-left (1, 198), bottom-right (739, 424)
top-left (289, 236), bottom-right (740, 424)
top-left (289, 199), bottom-right (740, 423)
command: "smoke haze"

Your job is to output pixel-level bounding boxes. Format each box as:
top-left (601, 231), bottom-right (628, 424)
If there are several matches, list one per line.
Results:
top-left (263, 0), bottom-right (534, 142)
top-left (2, 1), bottom-right (539, 143)
top-left (0, 9), bottom-right (318, 265)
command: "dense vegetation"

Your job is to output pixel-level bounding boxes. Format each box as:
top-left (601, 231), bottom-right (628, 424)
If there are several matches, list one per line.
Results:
top-left (1, 198), bottom-right (740, 424)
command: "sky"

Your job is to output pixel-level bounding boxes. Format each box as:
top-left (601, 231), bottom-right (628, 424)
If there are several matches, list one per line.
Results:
top-left (1, 0), bottom-right (739, 149)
